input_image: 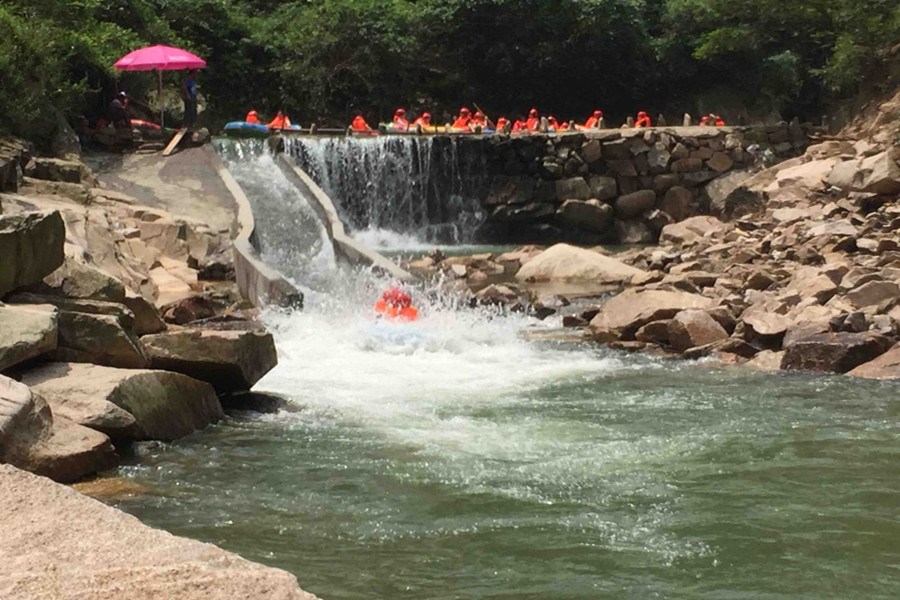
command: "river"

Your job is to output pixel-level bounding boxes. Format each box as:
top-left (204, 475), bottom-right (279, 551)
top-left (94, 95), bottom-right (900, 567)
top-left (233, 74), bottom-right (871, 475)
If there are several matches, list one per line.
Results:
top-left (112, 139), bottom-right (900, 599)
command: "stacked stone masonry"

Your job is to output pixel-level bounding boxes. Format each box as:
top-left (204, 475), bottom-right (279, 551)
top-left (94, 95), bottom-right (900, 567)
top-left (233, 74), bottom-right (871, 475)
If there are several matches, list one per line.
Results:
top-left (477, 123), bottom-right (815, 244)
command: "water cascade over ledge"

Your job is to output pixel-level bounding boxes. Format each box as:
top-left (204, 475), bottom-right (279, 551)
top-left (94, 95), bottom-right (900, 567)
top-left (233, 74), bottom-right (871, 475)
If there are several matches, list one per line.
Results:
top-left (284, 136), bottom-right (490, 249)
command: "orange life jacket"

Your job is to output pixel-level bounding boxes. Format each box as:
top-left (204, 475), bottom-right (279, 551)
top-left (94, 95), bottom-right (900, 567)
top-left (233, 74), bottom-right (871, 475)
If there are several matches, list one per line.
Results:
top-left (374, 299), bottom-right (419, 322)
top-left (525, 117), bottom-right (539, 131)
top-left (351, 116), bottom-right (371, 131)
top-left (268, 113), bottom-right (291, 129)
top-left (393, 116), bottom-right (409, 130)
top-left (511, 119), bottom-right (527, 133)
top-left (246, 111), bottom-right (260, 124)
top-left (715, 117), bottom-right (726, 126)
top-left (452, 115), bottom-right (471, 129)
top-left (496, 117), bottom-right (509, 131)
top-left (413, 116), bottom-right (431, 127)
top-left (634, 112), bottom-right (652, 128)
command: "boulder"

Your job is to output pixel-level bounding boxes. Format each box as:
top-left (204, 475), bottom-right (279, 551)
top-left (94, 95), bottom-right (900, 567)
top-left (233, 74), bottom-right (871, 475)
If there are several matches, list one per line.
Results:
top-left (31, 157), bottom-right (83, 184)
top-left (659, 215), bottom-right (728, 245)
top-left (744, 350), bottom-right (785, 372)
top-left (34, 258), bottom-right (127, 302)
top-left (590, 289), bottom-right (715, 342)
top-left (634, 320), bottom-right (671, 345)
top-left (707, 152), bottom-right (734, 173)
top-left (140, 329), bottom-right (278, 393)
top-left (485, 175), bottom-right (534, 206)
top-left (558, 199), bottom-right (614, 233)
top-left (740, 310), bottom-right (792, 346)
top-left (51, 310), bottom-right (148, 369)
top-left (614, 190), bottom-right (656, 219)
top-left (667, 309), bottom-right (729, 352)
top-left (515, 243), bottom-right (645, 284)
top-left (124, 291), bottom-right (167, 335)
top-left (660, 186), bottom-right (693, 222)
top-left (858, 148), bottom-right (900, 195)
top-left (0, 465), bottom-right (318, 600)
top-left (555, 177), bottom-right (591, 201)
top-left (587, 175), bottom-right (617, 200)
top-left (781, 332), bottom-right (892, 373)
top-left (0, 376), bottom-right (116, 483)
top-left (0, 304), bottom-right (58, 372)
top-left (0, 211), bottom-right (66, 297)
top-left (21, 362), bottom-right (223, 441)
top-left (847, 344), bottom-right (900, 380)
top-left (844, 280), bottom-right (899, 310)
top-left (475, 284), bottom-right (520, 307)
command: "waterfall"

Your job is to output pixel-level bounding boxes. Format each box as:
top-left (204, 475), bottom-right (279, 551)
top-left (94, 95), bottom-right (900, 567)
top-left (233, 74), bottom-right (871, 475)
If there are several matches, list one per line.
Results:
top-left (284, 136), bottom-right (489, 248)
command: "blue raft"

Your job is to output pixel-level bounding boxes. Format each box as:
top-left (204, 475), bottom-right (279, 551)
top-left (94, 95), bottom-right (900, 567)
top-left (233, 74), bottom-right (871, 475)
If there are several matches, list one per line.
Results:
top-left (222, 121), bottom-right (270, 139)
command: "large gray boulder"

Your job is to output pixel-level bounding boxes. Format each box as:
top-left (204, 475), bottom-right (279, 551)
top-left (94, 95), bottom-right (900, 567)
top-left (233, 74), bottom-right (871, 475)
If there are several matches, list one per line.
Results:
top-left (0, 465), bottom-right (319, 600)
top-left (21, 362), bottom-right (224, 441)
top-left (0, 211), bottom-right (66, 297)
top-left (515, 243), bottom-right (645, 284)
top-left (590, 289), bottom-right (716, 342)
top-left (781, 332), bottom-right (892, 373)
top-left (0, 304), bottom-right (58, 372)
top-left (140, 329), bottom-right (278, 393)
top-left (614, 190), bottom-right (656, 219)
top-left (0, 375), bottom-right (115, 483)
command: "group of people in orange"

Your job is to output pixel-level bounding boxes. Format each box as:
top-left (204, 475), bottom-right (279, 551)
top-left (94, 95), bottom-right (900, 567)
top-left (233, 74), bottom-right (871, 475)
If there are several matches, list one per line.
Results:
top-left (348, 106), bottom-right (725, 134)
top-left (245, 109), bottom-right (297, 130)
top-left (373, 287), bottom-right (419, 322)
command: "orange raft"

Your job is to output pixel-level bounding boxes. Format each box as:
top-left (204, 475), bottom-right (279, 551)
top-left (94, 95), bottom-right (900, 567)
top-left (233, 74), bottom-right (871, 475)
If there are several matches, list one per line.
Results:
top-left (374, 288), bottom-right (419, 322)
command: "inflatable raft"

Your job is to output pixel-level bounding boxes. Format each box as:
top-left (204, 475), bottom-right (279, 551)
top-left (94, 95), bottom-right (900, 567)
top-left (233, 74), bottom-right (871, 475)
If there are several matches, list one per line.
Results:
top-left (222, 121), bottom-right (272, 139)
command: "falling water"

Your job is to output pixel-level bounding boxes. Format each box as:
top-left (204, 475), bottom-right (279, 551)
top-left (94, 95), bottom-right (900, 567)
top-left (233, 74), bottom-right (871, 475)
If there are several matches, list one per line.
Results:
top-left (284, 135), bottom-right (490, 249)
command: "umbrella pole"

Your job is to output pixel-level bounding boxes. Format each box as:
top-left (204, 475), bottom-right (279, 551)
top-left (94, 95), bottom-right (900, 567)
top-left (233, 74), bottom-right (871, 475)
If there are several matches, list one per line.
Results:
top-left (158, 69), bottom-right (164, 128)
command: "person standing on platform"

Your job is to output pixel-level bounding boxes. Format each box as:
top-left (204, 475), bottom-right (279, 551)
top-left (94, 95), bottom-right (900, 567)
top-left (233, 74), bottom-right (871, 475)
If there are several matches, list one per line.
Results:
top-left (182, 69), bottom-right (199, 129)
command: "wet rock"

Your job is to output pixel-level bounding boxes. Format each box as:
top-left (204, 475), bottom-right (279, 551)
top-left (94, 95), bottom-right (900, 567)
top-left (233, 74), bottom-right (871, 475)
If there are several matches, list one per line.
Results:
top-left (219, 391), bottom-right (291, 414)
top-left (475, 284), bottom-right (520, 306)
top-left (0, 304), bottom-right (58, 372)
top-left (781, 332), bottom-right (892, 373)
top-left (515, 243), bottom-right (644, 284)
top-left (590, 289), bottom-right (715, 342)
top-left (847, 344), bottom-right (900, 380)
top-left (667, 309), bottom-right (729, 352)
top-left (613, 219), bottom-right (654, 244)
top-left (587, 175), bottom-right (617, 200)
top-left (485, 175), bottom-right (534, 205)
top-left (162, 295), bottom-right (219, 325)
top-left (0, 211), bottom-right (66, 297)
top-left (0, 375), bottom-right (116, 483)
top-left (634, 320), bottom-right (671, 345)
top-left (21, 362), bottom-right (223, 441)
top-left (140, 329), bottom-right (278, 393)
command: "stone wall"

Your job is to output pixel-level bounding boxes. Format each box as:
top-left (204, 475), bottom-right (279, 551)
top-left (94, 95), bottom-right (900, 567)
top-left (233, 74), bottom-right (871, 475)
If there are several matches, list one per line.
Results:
top-left (476, 123), bottom-right (816, 243)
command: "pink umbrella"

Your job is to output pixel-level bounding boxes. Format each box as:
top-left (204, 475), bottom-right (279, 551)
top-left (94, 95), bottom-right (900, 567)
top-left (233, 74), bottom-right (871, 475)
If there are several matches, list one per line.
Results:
top-left (114, 45), bottom-right (207, 127)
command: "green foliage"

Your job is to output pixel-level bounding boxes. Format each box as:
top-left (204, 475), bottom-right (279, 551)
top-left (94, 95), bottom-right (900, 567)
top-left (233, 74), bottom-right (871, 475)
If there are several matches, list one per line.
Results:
top-left (0, 0), bottom-right (898, 142)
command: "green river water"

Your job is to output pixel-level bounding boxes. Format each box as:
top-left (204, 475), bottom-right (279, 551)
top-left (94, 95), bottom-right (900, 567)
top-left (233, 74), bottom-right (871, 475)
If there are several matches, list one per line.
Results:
top-left (113, 305), bottom-right (900, 600)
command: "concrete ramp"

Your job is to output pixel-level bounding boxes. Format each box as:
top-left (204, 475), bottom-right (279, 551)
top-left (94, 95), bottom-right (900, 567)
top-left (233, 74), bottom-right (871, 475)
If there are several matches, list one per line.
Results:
top-left (275, 154), bottom-right (414, 282)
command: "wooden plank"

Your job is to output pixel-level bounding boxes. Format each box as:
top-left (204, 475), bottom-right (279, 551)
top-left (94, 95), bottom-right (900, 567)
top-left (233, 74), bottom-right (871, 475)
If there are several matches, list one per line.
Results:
top-left (162, 128), bottom-right (189, 156)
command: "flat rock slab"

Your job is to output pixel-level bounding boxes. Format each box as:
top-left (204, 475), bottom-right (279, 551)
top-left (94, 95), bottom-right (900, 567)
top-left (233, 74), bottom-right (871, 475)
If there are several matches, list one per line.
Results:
top-left (0, 304), bottom-right (58, 371)
top-left (20, 362), bottom-right (223, 441)
top-left (0, 464), bottom-right (318, 600)
top-left (141, 329), bottom-right (278, 393)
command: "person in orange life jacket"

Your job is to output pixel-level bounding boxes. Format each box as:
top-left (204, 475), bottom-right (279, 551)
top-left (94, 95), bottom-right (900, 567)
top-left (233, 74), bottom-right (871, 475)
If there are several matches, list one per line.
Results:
top-left (267, 111), bottom-right (292, 129)
top-left (374, 287), bottom-right (419, 322)
top-left (583, 110), bottom-right (603, 129)
top-left (351, 112), bottom-right (373, 132)
top-left (525, 108), bottom-right (540, 131)
top-left (245, 110), bottom-right (261, 124)
top-left (511, 117), bottom-right (528, 133)
top-left (634, 111), bottom-right (652, 128)
top-left (714, 114), bottom-right (726, 126)
top-left (452, 107), bottom-right (472, 129)
top-left (547, 116), bottom-right (562, 131)
top-left (471, 111), bottom-right (488, 130)
top-left (413, 112), bottom-right (432, 128)
top-left (495, 117), bottom-right (510, 132)
top-left (392, 108), bottom-right (409, 131)
top-left (699, 115), bottom-right (711, 126)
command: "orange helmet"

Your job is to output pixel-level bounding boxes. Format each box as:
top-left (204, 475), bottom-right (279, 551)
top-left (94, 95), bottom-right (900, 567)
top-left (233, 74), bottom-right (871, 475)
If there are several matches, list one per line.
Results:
top-left (421, 112), bottom-right (431, 119)
top-left (529, 108), bottom-right (538, 116)
top-left (460, 107), bottom-right (470, 115)
top-left (592, 110), bottom-right (602, 117)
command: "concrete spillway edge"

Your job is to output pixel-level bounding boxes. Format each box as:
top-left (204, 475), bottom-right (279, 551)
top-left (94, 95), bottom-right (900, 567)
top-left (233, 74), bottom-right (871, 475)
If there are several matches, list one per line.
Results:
top-left (209, 149), bottom-right (304, 308)
top-left (274, 153), bottom-right (415, 283)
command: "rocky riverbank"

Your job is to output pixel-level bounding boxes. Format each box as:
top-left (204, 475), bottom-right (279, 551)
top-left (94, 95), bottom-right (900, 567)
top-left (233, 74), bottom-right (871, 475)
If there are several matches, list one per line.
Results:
top-left (407, 92), bottom-right (900, 379)
top-left (1, 140), bottom-right (316, 598)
